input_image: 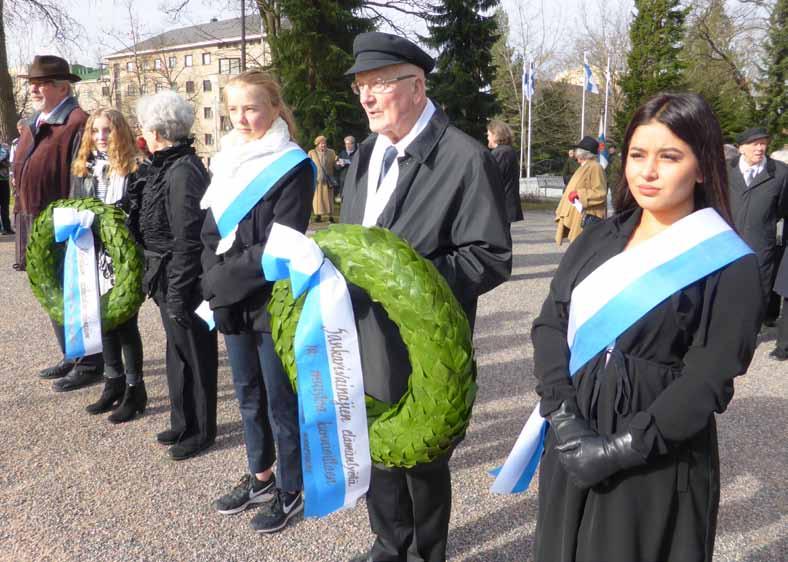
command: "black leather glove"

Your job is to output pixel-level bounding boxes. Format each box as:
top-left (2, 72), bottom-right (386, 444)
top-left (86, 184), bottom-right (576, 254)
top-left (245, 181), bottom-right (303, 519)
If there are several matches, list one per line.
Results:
top-left (166, 303), bottom-right (192, 328)
top-left (556, 430), bottom-right (646, 489)
top-left (548, 399), bottom-right (597, 445)
top-left (213, 306), bottom-right (242, 335)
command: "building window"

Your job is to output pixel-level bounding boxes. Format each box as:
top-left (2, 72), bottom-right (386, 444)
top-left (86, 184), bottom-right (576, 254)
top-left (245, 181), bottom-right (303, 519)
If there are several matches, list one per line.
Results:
top-left (144, 60), bottom-right (151, 71)
top-left (185, 80), bottom-right (195, 94)
top-left (155, 83), bottom-right (165, 93)
top-left (168, 56), bottom-right (177, 69)
top-left (126, 61), bottom-right (134, 72)
top-left (219, 58), bottom-right (241, 75)
top-left (184, 54), bottom-right (193, 67)
top-left (140, 84), bottom-right (148, 95)
top-left (101, 86), bottom-right (110, 97)
top-left (220, 115), bottom-right (232, 131)
top-left (204, 133), bottom-right (214, 146)
top-left (154, 59), bottom-right (162, 70)
top-left (203, 80), bottom-right (212, 92)
top-left (202, 52), bottom-right (211, 65)
top-left (204, 107), bottom-right (213, 119)
top-left (127, 83), bottom-right (138, 96)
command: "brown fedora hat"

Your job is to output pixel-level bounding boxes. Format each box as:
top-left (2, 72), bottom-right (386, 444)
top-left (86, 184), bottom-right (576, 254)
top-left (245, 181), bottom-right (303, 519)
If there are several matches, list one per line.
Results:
top-left (18, 55), bottom-right (81, 83)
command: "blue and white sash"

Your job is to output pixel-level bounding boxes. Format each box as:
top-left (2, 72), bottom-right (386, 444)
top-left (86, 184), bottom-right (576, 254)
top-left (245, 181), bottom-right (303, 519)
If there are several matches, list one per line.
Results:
top-left (262, 223), bottom-right (371, 517)
top-left (491, 208), bottom-right (753, 494)
top-left (53, 207), bottom-right (103, 359)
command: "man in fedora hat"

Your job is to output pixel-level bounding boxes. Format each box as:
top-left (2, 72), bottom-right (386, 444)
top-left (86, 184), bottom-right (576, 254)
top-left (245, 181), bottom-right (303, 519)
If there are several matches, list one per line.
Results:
top-left (340, 32), bottom-right (511, 561)
top-left (554, 135), bottom-right (608, 245)
top-left (13, 55), bottom-right (104, 390)
top-left (727, 127), bottom-right (788, 330)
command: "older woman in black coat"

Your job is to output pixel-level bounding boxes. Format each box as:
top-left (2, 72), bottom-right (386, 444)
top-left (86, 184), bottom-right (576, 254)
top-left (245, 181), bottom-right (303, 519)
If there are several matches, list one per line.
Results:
top-left (135, 90), bottom-right (217, 461)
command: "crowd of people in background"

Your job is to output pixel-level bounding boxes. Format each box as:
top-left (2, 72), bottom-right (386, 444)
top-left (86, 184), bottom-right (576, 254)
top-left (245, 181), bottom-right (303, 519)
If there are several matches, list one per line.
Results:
top-left (2, 25), bottom-right (787, 560)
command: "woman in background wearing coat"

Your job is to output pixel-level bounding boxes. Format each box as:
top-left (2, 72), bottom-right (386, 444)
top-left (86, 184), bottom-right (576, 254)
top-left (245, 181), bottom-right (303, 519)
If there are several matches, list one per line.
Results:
top-left (533, 93), bottom-right (762, 562)
top-left (487, 120), bottom-right (524, 225)
top-left (309, 135), bottom-right (336, 222)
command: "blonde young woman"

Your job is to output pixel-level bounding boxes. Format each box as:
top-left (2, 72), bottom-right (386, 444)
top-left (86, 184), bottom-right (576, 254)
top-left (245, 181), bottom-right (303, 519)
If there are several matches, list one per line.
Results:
top-left (200, 70), bottom-right (314, 533)
top-left (70, 108), bottom-right (146, 423)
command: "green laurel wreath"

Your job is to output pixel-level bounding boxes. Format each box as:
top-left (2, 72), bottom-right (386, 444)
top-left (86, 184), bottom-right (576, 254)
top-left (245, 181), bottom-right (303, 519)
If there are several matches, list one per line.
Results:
top-left (26, 197), bottom-right (145, 332)
top-left (268, 225), bottom-right (477, 468)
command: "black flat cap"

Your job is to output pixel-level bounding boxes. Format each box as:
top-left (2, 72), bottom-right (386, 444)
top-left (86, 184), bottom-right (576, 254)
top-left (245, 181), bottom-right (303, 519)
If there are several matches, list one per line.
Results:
top-left (345, 32), bottom-right (435, 75)
top-left (736, 127), bottom-right (769, 145)
top-left (574, 136), bottom-right (599, 155)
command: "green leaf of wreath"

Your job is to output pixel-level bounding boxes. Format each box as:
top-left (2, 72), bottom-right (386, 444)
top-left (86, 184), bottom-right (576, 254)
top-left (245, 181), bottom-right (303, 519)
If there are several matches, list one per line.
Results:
top-left (268, 224), bottom-right (477, 468)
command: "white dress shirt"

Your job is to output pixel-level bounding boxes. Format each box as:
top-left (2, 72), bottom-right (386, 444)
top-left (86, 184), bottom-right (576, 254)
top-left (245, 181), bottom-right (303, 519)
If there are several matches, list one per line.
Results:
top-left (739, 157), bottom-right (765, 186)
top-left (362, 100), bottom-right (437, 226)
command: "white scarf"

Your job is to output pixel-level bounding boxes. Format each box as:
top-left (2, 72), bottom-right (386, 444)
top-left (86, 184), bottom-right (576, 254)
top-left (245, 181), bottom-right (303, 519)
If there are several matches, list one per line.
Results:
top-left (201, 117), bottom-right (300, 254)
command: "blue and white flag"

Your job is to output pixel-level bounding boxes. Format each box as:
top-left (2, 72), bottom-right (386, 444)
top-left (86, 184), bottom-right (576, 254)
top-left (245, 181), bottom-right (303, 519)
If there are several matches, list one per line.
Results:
top-left (598, 116), bottom-right (609, 169)
top-left (53, 207), bottom-right (103, 359)
top-left (491, 208), bottom-right (753, 494)
top-left (263, 223), bottom-right (371, 517)
top-left (523, 60), bottom-right (535, 101)
top-left (583, 52), bottom-right (599, 94)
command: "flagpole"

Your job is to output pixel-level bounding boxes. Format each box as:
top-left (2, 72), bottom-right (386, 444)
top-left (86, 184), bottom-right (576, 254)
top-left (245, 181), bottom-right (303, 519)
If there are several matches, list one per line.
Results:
top-left (580, 53), bottom-right (586, 139)
top-left (526, 87), bottom-right (533, 178)
top-left (519, 66), bottom-right (526, 180)
top-left (603, 54), bottom-right (610, 137)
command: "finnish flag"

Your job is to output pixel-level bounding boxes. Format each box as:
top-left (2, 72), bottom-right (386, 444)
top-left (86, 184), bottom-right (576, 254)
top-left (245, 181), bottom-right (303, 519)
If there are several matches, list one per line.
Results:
top-left (583, 52), bottom-right (599, 94)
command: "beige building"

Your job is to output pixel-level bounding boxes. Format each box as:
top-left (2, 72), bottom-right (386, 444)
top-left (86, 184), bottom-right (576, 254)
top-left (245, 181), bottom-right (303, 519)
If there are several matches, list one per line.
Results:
top-left (99, 15), bottom-right (270, 163)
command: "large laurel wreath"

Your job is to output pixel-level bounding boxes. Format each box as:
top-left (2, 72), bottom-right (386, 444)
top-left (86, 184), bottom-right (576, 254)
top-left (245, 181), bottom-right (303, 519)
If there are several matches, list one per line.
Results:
top-left (27, 197), bottom-right (145, 332)
top-left (268, 225), bottom-right (477, 468)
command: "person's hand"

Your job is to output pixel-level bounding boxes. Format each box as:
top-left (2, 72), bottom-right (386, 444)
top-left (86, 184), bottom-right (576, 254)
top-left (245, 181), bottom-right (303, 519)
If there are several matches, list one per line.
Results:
top-left (213, 306), bottom-right (242, 335)
top-left (167, 304), bottom-right (192, 328)
top-left (548, 400), bottom-right (597, 446)
top-left (568, 191), bottom-right (579, 203)
top-left (556, 430), bottom-right (646, 489)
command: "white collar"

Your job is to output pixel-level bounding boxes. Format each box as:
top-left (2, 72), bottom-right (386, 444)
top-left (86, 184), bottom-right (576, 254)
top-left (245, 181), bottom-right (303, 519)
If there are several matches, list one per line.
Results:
top-left (739, 156), bottom-right (765, 177)
top-left (38, 96), bottom-right (71, 124)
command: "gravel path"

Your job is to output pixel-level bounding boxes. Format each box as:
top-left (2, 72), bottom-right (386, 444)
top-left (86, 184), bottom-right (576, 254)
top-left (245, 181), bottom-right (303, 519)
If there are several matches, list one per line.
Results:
top-left (0, 211), bottom-right (785, 562)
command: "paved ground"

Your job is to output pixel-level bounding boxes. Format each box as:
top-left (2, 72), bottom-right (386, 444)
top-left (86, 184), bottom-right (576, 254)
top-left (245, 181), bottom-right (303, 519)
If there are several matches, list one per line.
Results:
top-left (0, 211), bottom-right (785, 562)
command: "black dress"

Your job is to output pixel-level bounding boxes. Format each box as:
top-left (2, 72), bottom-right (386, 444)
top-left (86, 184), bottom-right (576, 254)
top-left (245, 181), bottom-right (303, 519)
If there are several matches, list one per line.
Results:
top-left (532, 208), bottom-right (763, 562)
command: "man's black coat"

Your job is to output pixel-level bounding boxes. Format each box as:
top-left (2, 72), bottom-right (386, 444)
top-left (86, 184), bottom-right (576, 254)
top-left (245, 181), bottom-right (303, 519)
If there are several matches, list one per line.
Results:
top-left (728, 155), bottom-right (788, 299)
top-left (340, 105), bottom-right (512, 403)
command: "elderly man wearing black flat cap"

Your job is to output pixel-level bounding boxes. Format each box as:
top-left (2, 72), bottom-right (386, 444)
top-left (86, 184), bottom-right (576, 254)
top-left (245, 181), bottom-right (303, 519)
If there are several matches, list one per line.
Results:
top-left (340, 32), bottom-right (512, 562)
top-left (13, 55), bottom-right (105, 391)
top-left (727, 127), bottom-right (788, 332)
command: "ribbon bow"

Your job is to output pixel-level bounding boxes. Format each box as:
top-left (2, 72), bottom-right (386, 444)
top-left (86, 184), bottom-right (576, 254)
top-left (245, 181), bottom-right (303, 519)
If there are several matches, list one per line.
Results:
top-left (262, 223), bottom-right (371, 518)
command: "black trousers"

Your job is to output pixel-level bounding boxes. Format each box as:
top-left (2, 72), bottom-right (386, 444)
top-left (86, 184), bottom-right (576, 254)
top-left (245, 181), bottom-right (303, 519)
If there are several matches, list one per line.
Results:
top-left (0, 179), bottom-right (11, 232)
top-left (776, 297), bottom-right (788, 353)
top-left (157, 305), bottom-right (218, 444)
top-left (51, 319), bottom-right (104, 372)
top-left (367, 456), bottom-right (452, 562)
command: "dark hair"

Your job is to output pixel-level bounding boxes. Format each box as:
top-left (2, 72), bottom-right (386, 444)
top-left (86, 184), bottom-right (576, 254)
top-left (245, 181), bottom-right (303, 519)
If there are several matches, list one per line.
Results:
top-left (613, 93), bottom-right (733, 225)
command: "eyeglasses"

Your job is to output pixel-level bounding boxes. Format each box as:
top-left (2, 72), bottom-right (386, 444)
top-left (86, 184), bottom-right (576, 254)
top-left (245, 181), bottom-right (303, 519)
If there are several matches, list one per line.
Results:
top-left (351, 74), bottom-right (417, 95)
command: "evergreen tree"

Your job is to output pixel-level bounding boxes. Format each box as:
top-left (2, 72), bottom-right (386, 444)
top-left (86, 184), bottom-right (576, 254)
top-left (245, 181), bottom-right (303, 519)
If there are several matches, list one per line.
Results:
top-left (270, 0), bottom-right (374, 148)
top-left (425, 0), bottom-right (500, 142)
top-left (760, 0), bottom-right (787, 149)
top-left (615, 0), bottom-right (687, 142)
top-left (683, 0), bottom-right (754, 141)
top-left (530, 81), bottom-right (581, 175)
top-left (490, 9), bottom-right (524, 151)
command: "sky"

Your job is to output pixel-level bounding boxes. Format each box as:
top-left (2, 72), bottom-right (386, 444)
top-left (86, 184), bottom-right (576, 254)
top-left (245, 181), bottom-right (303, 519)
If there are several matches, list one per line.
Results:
top-left (5, 0), bottom-right (604, 69)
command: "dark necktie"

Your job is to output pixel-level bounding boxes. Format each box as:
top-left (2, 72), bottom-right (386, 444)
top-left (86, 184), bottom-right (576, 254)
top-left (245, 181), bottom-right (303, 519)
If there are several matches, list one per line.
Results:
top-left (377, 146), bottom-right (398, 190)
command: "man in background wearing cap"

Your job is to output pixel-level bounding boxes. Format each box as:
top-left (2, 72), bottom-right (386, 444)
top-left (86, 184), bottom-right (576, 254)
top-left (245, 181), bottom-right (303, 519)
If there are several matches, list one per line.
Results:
top-left (554, 135), bottom-right (607, 245)
top-left (340, 32), bottom-right (511, 562)
top-left (13, 55), bottom-right (104, 390)
top-left (727, 127), bottom-right (788, 332)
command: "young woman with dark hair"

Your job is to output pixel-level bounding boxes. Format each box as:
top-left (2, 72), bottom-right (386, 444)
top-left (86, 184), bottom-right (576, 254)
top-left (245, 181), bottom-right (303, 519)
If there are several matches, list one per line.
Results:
top-left (531, 93), bottom-right (763, 561)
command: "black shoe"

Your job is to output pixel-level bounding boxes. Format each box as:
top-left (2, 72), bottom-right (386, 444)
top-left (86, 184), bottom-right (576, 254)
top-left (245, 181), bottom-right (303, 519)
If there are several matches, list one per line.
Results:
top-left (52, 368), bottom-right (102, 392)
top-left (250, 489), bottom-right (303, 533)
top-left (348, 554), bottom-right (372, 562)
top-left (39, 360), bottom-right (74, 380)
top-left (213, 474), bottom-right (276, 515)
top-left (108, 382), bottom-right (147, 423)
top-left (85, 377), bottom-right (126, 414)
top-left (168, 436), bottom-right (214, 461)
top-left (156, 429), bottom-right (182, 445)
top-left (769, 348), bottom-right (788, 361)
top-left (1, 229), bottom-right (14, 235)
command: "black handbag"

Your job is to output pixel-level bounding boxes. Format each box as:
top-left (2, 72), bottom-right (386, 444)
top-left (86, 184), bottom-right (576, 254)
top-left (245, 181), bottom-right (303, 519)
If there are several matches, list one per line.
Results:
top-left (581, 213), bottom-right (602, 228)
top-left (317, 154), bottom-right (338, 189)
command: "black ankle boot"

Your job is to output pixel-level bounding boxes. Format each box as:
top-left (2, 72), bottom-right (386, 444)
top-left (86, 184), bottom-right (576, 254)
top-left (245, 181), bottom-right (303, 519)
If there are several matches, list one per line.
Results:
top-left (108, 381), bottom-right (147, 424)
top-left (85, 377), bottom-right (125, 415)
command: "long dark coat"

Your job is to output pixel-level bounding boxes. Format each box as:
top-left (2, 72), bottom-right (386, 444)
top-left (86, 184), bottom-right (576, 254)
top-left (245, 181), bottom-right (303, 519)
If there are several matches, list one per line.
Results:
top-left (533, 208), bottom-right (762, 562)
top-left (490, 144), bottom-right (524, 223)
top-left (339, 104), bottom-right (512, 404)
top-left (727, 156), bottom-right (788, 300)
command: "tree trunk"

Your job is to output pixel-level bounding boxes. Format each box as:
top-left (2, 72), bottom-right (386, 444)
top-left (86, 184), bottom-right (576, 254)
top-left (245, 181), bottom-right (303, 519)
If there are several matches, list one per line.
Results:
top-left (0, 0), bottom-right (21, 141)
